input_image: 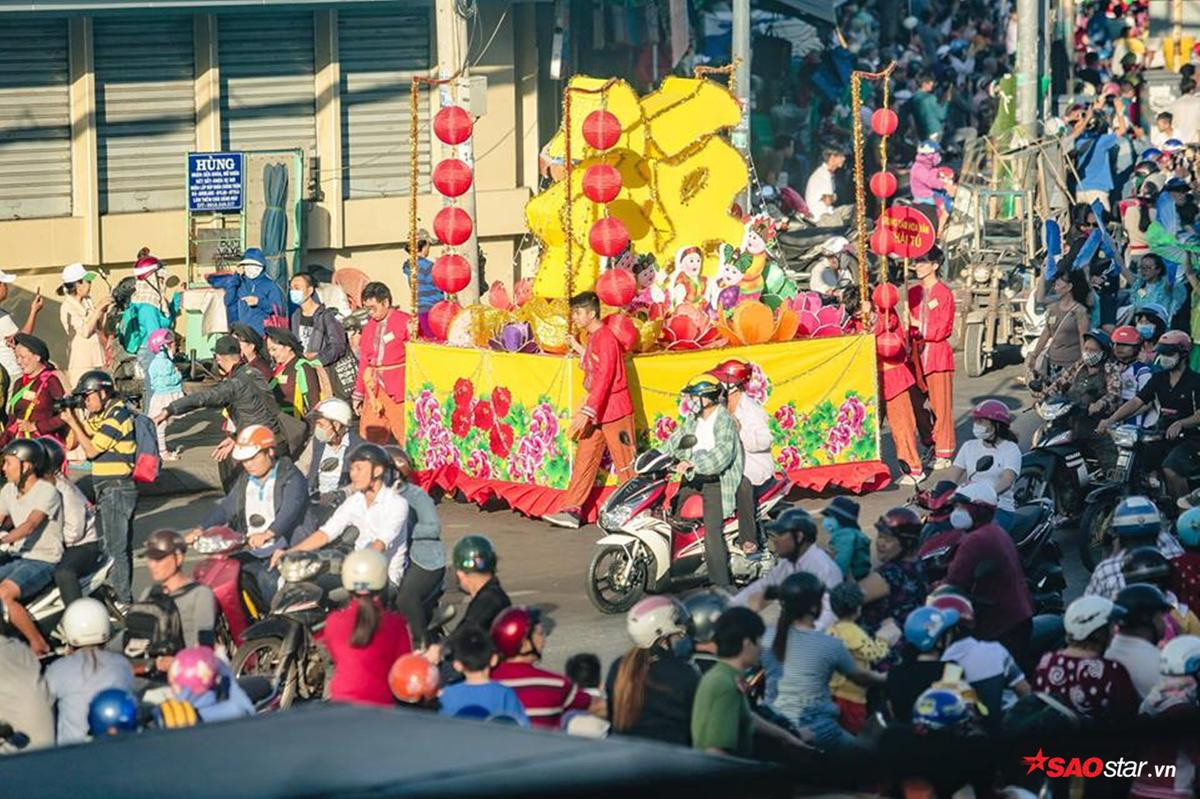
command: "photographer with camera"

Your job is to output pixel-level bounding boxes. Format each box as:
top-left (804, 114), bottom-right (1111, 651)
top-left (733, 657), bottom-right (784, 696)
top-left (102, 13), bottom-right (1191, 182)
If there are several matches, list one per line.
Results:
top-left (0, 335), bottom-right (66, 448)
top-left (59, 371), bottom-right (139, 604)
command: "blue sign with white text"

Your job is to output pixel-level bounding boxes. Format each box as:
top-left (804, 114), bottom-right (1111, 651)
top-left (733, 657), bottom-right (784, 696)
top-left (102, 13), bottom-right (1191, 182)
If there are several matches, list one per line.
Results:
top-left (188, 152), bottom-right (244, 212)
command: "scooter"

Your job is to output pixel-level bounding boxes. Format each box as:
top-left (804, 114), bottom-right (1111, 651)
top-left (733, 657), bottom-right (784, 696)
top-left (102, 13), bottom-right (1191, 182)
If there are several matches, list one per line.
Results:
top-left (0, 544), bottom-right (118, 651)
top-left (585, 436), bottom-right (790, 614)
top-left (191, 526), bottom-right (268, 653)
top-left (1015, 396), bottom-right (1102, 520)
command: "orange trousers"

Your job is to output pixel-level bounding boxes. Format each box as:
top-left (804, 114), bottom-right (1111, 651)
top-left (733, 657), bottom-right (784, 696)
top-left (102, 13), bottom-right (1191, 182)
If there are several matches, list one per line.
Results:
top-left (360, 389), bottom-right (405, 445)
top-left (560, 415), bottom-right (637, 511)
top-left (926, 371), bottom-right (956, 459)
top-left (885, 391), bottom-right (922, 476)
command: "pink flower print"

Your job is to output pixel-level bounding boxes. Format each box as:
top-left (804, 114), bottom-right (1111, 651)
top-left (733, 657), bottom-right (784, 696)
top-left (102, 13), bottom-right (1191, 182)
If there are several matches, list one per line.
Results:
top-left (509, 435), bottom-right (547, 483)
top-left (825, 424), bottom-right (852, 457)
top-left (777, 446), bottom-right (802, 471)
top-left (531, 402), bottom-right (559, 444)
top-left (745, 363), bottom-right (770, 404)
top-left (678, 394), bottom-right (700, 418)
top-left (773, 405), bottom-right (796, 430)
top-left (465, 449), bottom-right (492, 480)
top-left (837, 396), bottom-right (867, 433)
top-left (414, 390), bottom-right (440, 428)
top-left (654, 416), bottom-right (678, 442)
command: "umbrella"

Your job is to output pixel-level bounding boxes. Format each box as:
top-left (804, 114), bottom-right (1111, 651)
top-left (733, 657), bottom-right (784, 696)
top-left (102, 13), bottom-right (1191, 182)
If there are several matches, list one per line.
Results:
top-left (260, 162), bottom-right (289, 280)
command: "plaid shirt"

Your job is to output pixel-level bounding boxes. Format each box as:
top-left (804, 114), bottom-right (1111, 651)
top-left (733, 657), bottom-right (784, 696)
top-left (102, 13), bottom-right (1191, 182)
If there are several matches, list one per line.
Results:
top-left (662, 407), bottom-right (744, 517)
top-left (1085, 532), bottom-right (1186, 600)
top-left (1043, 359), bottom-right (1123, 417)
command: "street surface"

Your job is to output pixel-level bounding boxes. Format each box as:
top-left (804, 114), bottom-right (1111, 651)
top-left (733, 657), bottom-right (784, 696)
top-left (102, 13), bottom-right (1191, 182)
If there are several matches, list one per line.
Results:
top-left (129, 358), bottom-right (1086, 673)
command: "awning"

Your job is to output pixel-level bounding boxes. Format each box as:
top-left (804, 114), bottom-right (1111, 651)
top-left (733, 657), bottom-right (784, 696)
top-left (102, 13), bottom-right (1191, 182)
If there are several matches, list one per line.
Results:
top-left (756, 0), bottom-right (839, 27)
top-left (0, 0), bottom-right (547, 13)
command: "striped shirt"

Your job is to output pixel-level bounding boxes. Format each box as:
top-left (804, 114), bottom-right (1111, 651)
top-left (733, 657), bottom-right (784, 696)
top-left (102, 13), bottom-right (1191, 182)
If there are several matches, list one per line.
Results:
top-left (85, 401), bottom-right (136, 480)
top-left (492, 661), bottom-right (591, 730)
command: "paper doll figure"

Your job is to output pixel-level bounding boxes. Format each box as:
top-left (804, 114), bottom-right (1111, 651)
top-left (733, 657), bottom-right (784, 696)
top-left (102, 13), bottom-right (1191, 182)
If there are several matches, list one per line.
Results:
top-left (670, 246), bottom-right (707, 309)
top-left (705, 254), bottom-right (744, 316)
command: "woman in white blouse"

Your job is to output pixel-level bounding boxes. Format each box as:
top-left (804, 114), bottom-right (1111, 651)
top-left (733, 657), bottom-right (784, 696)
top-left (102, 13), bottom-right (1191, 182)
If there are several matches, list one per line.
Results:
top-left (57, 263), bottom-right (111, 388)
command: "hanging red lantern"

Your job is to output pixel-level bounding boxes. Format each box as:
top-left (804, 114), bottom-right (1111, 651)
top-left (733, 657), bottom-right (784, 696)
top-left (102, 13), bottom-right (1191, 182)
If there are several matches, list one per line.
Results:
top-left (588, 217), bottom-right (630, 258)
top-left (582, 163), bottom-right (623, 204)
top-left (596, 268), bottom-right (637, 307)
top-left (871, 108), bottom-right (899, 137)
top-left (432, 159), bottom-right (473, 198)
top-left (432, 254), bottom-right (471, 294)
top-left (871, 282), bottom-right (899, 311)
top-left (876, 330), bottom-right (905, 359)
top-left (869, 171), bottom-right (898, 199)
top-left (582, 110), bottom-right (621, 150)
top-left (433, 207), bottom-right (473, 247)
top-left (428, 301), bottom-right (461, 342)
top-left (433, 106), bottom-right (473, 145)
top-left (870, 224), bottom-right (894, 257)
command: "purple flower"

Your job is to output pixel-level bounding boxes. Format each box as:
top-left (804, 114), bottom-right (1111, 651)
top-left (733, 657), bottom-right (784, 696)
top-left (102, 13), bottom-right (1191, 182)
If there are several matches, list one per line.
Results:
top-left (745, 363), bottom-right (770, 404)
top-left (825, 423), bottom-right (852, 457)
top-left (531, 403), bottom-right (560, 444)
top-left (773, 405), bottom-right (796, 430)
top-left (778, 446), bottom-right (802, 471)
top-left (655, 416), bottom-right (678, 441)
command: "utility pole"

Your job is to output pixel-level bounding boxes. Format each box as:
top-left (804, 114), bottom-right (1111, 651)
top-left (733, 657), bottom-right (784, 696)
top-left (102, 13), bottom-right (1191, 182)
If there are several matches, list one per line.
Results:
top-left (731, 0), bottom-right (751, 211)
top-left (436, 0), bottom-right (480, 303)
top-left (1016, 0), bottom-right (1039, 137)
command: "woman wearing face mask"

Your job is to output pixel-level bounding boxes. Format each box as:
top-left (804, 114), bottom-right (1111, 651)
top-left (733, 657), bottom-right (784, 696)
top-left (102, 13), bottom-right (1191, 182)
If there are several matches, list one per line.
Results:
top-left (230, 249), bottom-right (285, 335)
top-left (1026, 269), bottom-right (1093, 383)
top-left (1035, 329), bottom-right (1124, 472)
top-left (1133, 303), bottom-right (1169, 365)
top-left (946, 400), bottom-right (1026, 529)
top-left (264, 326), bottom-right (325, 419)
top-left (288, 273), bottom-right (348, 385)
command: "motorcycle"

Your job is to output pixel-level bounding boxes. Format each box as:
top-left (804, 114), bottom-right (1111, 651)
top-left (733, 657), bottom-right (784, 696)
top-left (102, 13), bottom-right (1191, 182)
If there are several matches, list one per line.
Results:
top-left (1014, 396), bottom-right (1103, 520)
top-left (585, 436), bottom-right (790, 614)
top-left (960, 260), bottom-right (1043, 378)
top-left (0, 544), bottom-right (118, 651)
top-left (191, 526), bottom-right (269, 653)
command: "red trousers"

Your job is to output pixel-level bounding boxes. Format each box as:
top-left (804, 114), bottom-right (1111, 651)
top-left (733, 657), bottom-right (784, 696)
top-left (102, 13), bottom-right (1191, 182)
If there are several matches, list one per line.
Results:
top-left (835, 696), bottom-right (867, 735)
top-left (885, 391), bottom-right (922, 476)
top-left (926, 370), bottom-right (955, 459)
top-left (560, 415), bottom-right (637, 512)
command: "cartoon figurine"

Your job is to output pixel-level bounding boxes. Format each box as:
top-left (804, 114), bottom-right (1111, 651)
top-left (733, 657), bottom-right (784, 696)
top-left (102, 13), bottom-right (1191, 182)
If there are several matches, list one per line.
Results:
top-left (720, 215), bottom-right (796, 310)
top-left (705, 255), bottom-right (744, 316)
top-left (670, 246), bottom-right (707, 309)
top-left (629, 255), bottom-right (667, 318)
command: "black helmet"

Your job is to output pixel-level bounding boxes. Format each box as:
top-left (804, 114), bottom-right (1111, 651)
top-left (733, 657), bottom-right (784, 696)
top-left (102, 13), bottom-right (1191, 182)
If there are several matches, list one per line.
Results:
top-left (875, 507), bottom-right (923, 545)
top-left (38, 437), bottom-right (65, 476)
top-left (765, 507), bottom-right (817, 543)
top-left (683, 589), bottom-right (731, 644)
top-left (2, 439), bottom-right (48, 476)
top-left (1115, 583), bottom-right (1172, 626)
top-left (73, 370), bottom-right (115, 397)
top-left (1121, 547), bottom-right (1171, 587)
top-left (348, 443), bottom-right (391, 470)
top-left (453, 534), bottom-right (498, 574)
top-left (767, 571), bottom-right (825, 616)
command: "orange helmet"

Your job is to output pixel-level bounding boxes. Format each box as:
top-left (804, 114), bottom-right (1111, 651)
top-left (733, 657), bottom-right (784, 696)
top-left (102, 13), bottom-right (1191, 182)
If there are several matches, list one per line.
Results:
top-left (1111, 325), bottom-right (1142, 346)
top-left (231, 424), bottom-right (276, 461)
top-left (706, 359), bottom-right (752, 388)
top-left (388, 654), bottom-right (441, 703)
top-left (1157, 329), bottom-right (1193, 355)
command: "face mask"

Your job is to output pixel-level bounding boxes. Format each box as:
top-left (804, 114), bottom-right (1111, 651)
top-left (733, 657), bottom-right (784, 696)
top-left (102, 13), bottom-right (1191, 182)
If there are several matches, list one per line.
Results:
top-left (289, 289), bottom-right (307, 305)
top-left (822, 516), bottom-right (838, 532)
top-left (1158, 354), bottom-right (1181, 370)
top-left (1083, 350), bottom-right (1103, 367)
top-left (1137, 324), bottom-right (1156, 340)
top-left (244, 264), bottom-right (264, 280)
top-left (950, 508), bottom-right (973, 530)
top-left (314, 425), bottom-right (333, 444)
top-left (972, 422), bottom-right (990, 440)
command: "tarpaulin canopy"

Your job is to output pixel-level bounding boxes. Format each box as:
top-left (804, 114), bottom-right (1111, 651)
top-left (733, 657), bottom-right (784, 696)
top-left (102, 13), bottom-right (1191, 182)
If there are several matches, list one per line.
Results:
top-left (756, 0), bottom-right (839, 27)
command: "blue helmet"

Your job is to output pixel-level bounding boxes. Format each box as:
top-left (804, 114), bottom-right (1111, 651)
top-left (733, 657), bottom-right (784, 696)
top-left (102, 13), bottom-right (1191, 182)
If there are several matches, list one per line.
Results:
top-left (913, 687), bottom-right (971, 730)
top-left (1111, 495), bottom-right (1162, 542)
top-left (1178, 508), bottom-right (1200, 549)
top-left (903, 606), bottom-right (960, 652)
top-left (1084, 328), bottom-right (1112, 355)
top-left (1135, 303), bottom-right (1169, 328)
top-left (1140, 147), bottom-right (1163, 161)
top-left (88, 689), bottom-right (139, 736)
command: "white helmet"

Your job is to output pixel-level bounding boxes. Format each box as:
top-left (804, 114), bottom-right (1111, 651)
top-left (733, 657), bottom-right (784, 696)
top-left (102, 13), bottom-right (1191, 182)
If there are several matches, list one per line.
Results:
top-left (1161, 634), bottom-right (1200, 676)
top-left (342, 548), bottom-right (389, 593)
top-left (1064, 595), bottom-right (1120, 642)
top-left (62, 597), bottom-right (112, 647)
top-left (626, 596), bottom-right (691, 649)
top-left (315, 398), bottom-right (353, 427)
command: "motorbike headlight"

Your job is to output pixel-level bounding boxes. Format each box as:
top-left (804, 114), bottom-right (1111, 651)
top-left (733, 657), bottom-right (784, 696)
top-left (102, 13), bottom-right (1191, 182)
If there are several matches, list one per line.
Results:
top-left (1110, 425), bottom-right (1139, 448)
top-left (972, 265), bottom-right (992, 284)
top-left (280, 554), bottom-right (322, 584)
top-left (599, 499), bottom-right (637, 531)
top-left (1038, 403), bottom-right (1069, 421)
top-left (193, 534), bottom-right (238, 555)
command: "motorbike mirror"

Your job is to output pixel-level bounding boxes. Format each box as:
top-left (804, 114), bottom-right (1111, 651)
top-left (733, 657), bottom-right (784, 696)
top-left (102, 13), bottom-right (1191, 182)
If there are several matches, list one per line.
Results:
top-left (975, 456), bottom-right (994, 472)
top-left (679, 434), bottom-right (697, 449)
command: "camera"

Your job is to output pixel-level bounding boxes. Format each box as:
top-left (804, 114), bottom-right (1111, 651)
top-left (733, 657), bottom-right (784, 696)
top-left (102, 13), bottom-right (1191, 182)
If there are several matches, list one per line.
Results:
top-left (52, 394), bottom-right (85, 413)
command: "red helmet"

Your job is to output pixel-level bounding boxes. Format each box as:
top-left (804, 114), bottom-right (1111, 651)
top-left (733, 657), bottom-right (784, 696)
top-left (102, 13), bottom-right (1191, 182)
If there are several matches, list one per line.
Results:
top-left (706, 359), bottom-right (752, 388)
top-left (490, 606), bottom-right (543, 659)
top-left (971, 399), bottom-right (1013, 426)
top-left (927, 589), bottom-right (975, 624)
top-left (388, 654), bottom-right (440, 703)
top-left (1112, 325), bottom-right (1142, 346)
top-left (1158, 329), bottom-right (1193, 354)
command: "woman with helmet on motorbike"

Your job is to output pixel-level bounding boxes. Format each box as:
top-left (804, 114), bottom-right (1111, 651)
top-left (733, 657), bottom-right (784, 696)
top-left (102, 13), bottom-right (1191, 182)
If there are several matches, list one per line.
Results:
top-left (1034, 595), bottom-right (1138, 721)
top-left (859, 508), bottom-right (928, 639)
top-left (946, 399), bottom-right (1025, 529)
top-left (1038, 329), bottom-right (1124, 470)
top-left (1130, 634), bottom-right (1200, 799)
top-left (321, 548), bottom-right (413, 706)
top-left (491, 606), bottom-right (595, 729)
top-left (1121, 546), bottom-right (1200, 638)
top-left (606, 595), bottom-right (700, 746)
top-left (707, 359), bottom-right (773, 555)
top-left (660, 376), bottom-right (744, 587)
top-left (39, 436), bottom-right (101, 607)
top-left (44, 598), bottom-right (134, 744)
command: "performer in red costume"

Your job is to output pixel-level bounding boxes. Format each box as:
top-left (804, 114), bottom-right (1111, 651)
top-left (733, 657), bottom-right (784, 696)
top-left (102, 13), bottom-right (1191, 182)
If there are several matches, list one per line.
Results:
top-left (907, 246), bottom-right (957, 470)
top-left (873, 283), bottom-right (923, 485)
top-left (353, 281), bottom-right (411, 444)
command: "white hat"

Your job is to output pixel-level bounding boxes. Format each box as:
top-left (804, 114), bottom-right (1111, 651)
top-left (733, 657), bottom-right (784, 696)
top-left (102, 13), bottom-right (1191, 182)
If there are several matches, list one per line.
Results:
top-left (954, 481), bottom-right (998, 507)
top-left (61, 263), bottom-right (97, 285)
top-left (314, 397), bottom-right (352, 427)
top-left (0, 270), bottom-right (16, 285)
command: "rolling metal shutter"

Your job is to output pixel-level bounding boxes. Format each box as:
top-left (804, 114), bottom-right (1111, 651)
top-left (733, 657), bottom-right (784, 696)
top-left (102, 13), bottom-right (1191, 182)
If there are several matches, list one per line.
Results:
top-left (0, 18), bottom-right (72, 220)
top-left (339, 5), bottom-right (433, 199)
top-left (95, 16), bottom-right (197, 214)
top-left (219, 11), bottom-right (317, 155)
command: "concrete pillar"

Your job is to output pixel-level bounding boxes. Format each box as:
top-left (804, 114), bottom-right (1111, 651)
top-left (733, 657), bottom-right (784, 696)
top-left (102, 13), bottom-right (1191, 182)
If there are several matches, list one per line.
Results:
top-left (731, 0), bottom-right (751, 209)
top-left (1016, 0), bottom-right (1040, 136)
top-left (314, 10), bottom-right (344, 249)
top-left (68, 17), bottom-right (100, 266)
top-left (193, 14), bottom-right (221, 152)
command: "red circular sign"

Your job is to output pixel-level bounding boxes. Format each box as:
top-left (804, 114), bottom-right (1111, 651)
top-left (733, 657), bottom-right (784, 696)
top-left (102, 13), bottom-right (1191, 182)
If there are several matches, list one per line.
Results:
top-left (877, 204), bottom-right (936, 259)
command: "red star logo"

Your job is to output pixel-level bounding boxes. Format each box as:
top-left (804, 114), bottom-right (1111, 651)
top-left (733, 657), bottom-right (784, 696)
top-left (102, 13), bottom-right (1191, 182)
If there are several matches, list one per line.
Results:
top-left (1023, 748), bottom-right (1049, 774)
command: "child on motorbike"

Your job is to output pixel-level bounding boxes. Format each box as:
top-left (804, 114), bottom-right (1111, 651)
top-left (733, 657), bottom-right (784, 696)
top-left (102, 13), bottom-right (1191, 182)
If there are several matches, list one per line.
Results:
top-left (828, 582), bottom-right (894, 734)
top-left (438, 624), bottom-right (529, 726)
top-left (821, 497), bottom-right (871, 580)
top-left (166, 646), bottom-right (253, 722)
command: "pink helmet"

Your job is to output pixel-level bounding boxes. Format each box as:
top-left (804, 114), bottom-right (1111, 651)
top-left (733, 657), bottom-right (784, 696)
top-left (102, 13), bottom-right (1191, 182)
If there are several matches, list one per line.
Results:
top-left (971, 399), bottom-right (1013, 426)
top-left (147, 328), bottom-right (175, 355)
top-left (168, 647), bottom-right (218, 698)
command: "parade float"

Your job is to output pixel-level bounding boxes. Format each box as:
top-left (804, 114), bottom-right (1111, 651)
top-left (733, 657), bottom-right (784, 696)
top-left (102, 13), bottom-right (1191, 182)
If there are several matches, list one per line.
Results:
top-left (404, 69), bottom-right (900, 520)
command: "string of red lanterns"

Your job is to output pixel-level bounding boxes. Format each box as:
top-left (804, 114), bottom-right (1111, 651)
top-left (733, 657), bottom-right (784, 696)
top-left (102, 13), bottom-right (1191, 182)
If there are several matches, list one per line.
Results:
top-left (429, 102), bottom-right (477, 339)
top-left (868, 105), bottom-right (899, 257)
top-left (580, 108), bottom-right (630, 275)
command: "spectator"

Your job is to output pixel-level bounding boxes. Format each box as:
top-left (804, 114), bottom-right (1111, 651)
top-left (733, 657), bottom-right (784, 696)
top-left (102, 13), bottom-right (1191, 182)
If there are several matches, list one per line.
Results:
top-left (264, 326), bottom-right (324, 419)
top-left (1151, 111), bottom-right (1175, 148)
top-left (910, 73), bottom-right (947, 141)
top-left (821, 497), bottom-right (871, 581)
top-left (1072, 108), bottom-right (1127, 212)
top-left (145, 329), bottom-right (183, 459)
top-left (229, 323), bottom-right (273, 382)
top-left (804, 147), bottom-right (853, 226)
top-left (886, 607), bottom-right (958, 723)
top-left (828, 582), bottom-right (894, 734)
top-left (228, 249), bottom-right (285, 334)
top-left (438, 624), bottom-right (529, 726)
top-left (288, 272), bottom-right (347, 373)
top-left (0, 637), bottom-right (54, 750)
top-left (386, 447), bottom-right (446, 650)
top-left (1169, 79), bottom-right (1200, 144)
top-left (0, 334), bottom-right (66, 447)
top-left (734, 508), bottom-right (841, 630)
top-left (859, 507), bottom-right (928, 638)
top-left (401, 230), bottom-right (444, 339)
top-left (450, 535), bottom-right (510, 633)
top-left (927, 591), bottom-right (1030, 719)
top-left (141, 530), bottom-right (217, 657)
top-left (41, 438), bottom-right (100, 608)
top-left (56, 263), bottom-right (110, 389)
top-left (305, 398), bottom-right (360, 513)
top-left (491, 606), bottom-right (594, 730)
top-left (1034, 595), bottom-right (1138, 722)
top-left (1085, 496), bottom-right (1182, 601)
top-left (1107, 583), bottom-right (1172, 698)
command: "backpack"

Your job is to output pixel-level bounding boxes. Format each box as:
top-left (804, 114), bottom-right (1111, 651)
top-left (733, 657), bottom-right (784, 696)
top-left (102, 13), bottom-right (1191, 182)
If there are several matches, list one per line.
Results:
top-left (132, 411), bottom-right (161, 483)
top-left (123, 584), bottom-right (194, 658)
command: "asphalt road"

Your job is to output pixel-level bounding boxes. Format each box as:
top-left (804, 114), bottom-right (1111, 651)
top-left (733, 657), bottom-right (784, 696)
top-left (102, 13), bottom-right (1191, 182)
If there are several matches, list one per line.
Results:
top-left (128, 358), bottom-right (1088, 673)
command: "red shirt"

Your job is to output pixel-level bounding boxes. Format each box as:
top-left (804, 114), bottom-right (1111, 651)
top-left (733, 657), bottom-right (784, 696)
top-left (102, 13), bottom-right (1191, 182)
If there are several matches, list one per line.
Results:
top-left (354, 308), bottom-right (411, 402)
top-left (580, 324), bottom-right (633, 424)
top-left (1, 368), bottom-right (67, 446)
top-left (1034, 651), bottom-right (1139, 721)
top-left (945, 522), bottom-right (1034, 640)
top-left (492, 660), bottom-right (591, 730)
top-left (320, 600), bottom-right (412, 706)
top-left (907, 281), bottom-right (955, 375)
top-left (1169, 552), bottom-right (1200, 618)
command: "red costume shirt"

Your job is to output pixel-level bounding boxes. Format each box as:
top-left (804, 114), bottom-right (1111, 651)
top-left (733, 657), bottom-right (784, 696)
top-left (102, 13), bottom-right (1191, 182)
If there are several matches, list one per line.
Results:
top-left (580, 324), bottom-right (633, 424)
top-left (320, 600), bottom-right (412, 707)
top-left (907, 281), bottom-right (956, 375)
top-left (492, 661), bottom-right (592, 730)
top-left (354, 308), bottom-right (411, 402)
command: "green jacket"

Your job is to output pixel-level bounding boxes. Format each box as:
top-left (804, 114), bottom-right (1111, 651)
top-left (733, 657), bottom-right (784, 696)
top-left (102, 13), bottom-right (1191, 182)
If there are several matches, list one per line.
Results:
top-left (829, 523), bottom-right (872, 581)
top-left (662, 406), bottom-right (744, 517)
top-left (911, 90), bottom-right (946, 140)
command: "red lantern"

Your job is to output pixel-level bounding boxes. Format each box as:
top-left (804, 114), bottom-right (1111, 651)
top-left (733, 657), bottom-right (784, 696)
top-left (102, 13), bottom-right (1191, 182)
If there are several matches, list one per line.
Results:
top-left (433, 206), bottom-right (473, 247)
top-left (876, 330), bottom-right (905, 359)
top-left (870, 224), bottom-right (894, 257)
top-left (596, 268), bottom-right (637, 307)
top-left (582, 110), bottom-right (621, 150)
top-left (432, 159), bottom-right (473, 198)
top-left (428, 301), bottom-right (460, 342)
top-left (432, 254), bottom-right (471, 294)
top-left (588, 217), bottom-right (630, 258)
top-left (582, 163), bottom-right (623, 204)
top-left (433, 106), bottom-right (473, 145)
top-left (871, 108), bottom-right (899, 137)
top-left (871, 282), bottom-right (899, 311)
top-left (869, 171), bottom-right (898, 199)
